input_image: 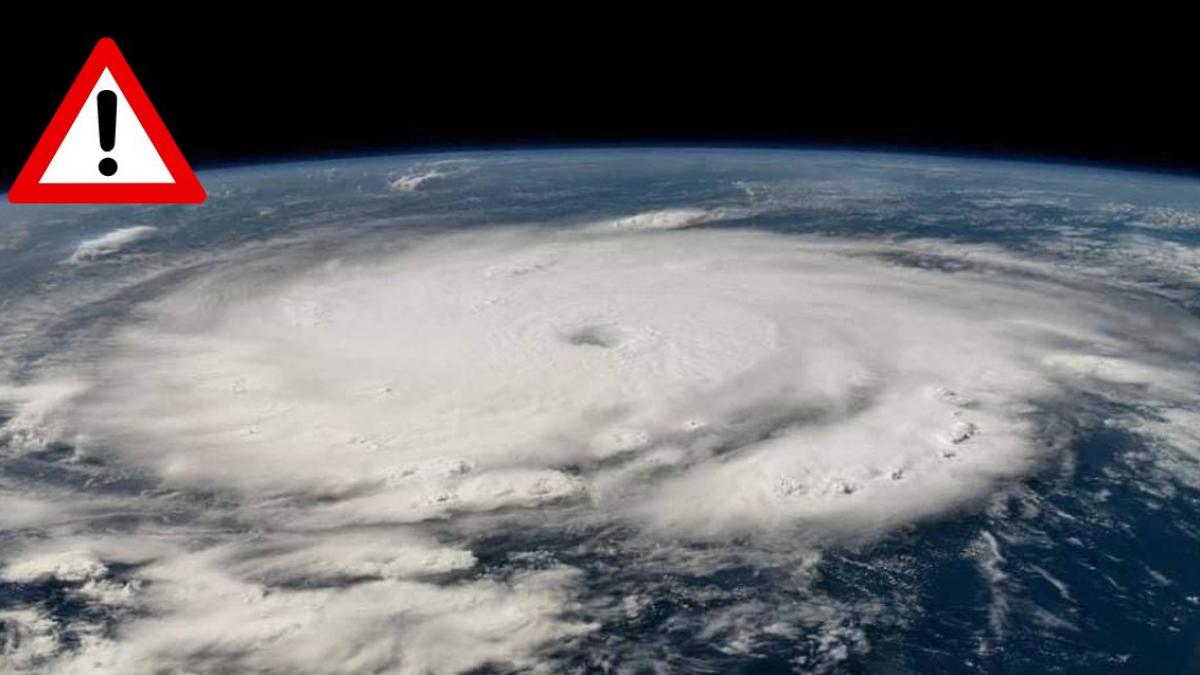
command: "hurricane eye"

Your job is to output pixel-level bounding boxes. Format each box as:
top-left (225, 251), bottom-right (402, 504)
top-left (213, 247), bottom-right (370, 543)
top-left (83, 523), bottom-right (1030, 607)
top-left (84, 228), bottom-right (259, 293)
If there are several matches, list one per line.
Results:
top-left (563, 324), bottom-right (622, 348)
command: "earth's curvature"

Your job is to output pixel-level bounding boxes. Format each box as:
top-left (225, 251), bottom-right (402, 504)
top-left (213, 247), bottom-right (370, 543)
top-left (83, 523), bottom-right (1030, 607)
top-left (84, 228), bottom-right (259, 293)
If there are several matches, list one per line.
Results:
top-left (1, 149), bottom-right (1199, 674)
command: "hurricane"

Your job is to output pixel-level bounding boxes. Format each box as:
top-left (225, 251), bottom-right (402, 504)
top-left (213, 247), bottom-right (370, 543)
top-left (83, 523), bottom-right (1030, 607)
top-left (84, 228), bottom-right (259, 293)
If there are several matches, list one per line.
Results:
top-left (3, 150), bottom-right (1200, 673)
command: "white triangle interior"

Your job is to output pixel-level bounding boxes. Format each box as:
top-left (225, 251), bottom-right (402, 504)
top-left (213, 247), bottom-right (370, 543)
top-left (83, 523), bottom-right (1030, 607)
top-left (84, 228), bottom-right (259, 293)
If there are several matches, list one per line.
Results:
top-left (39, 69), bottom-right (175, 184)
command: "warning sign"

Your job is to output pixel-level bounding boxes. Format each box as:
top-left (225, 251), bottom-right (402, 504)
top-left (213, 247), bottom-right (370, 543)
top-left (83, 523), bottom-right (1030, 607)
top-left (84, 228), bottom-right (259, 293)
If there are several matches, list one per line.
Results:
top-left (8, 38), bottom-right (205, 204)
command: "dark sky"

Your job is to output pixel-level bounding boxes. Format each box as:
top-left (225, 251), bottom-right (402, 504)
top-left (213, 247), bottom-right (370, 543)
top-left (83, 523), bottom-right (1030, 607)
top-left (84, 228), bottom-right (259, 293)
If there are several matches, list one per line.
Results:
top-left (2, 19), bottom-right (1195, 188)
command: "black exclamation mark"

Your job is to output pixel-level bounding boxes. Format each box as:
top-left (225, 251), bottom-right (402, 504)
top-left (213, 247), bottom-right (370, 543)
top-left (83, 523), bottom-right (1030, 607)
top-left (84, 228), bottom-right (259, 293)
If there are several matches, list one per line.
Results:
top-left (97, 90), bottom-right (118, 177)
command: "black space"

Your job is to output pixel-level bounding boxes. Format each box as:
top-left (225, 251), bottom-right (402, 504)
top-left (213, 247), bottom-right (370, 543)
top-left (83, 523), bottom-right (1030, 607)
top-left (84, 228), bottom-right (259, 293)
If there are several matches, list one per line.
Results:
top-left (2, 18), bottom-right (1196, 188)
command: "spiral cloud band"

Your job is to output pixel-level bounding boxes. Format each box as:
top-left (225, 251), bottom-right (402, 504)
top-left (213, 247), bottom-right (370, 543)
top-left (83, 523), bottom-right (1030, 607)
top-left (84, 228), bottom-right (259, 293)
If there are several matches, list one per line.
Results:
top-left (69, 227), bottom-right (1189, 536)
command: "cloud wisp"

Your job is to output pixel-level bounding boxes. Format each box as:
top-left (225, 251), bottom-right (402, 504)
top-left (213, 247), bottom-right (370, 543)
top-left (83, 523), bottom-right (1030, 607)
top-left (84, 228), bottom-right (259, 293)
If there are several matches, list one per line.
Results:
top-left (64, 226), bottom-right (158, 264)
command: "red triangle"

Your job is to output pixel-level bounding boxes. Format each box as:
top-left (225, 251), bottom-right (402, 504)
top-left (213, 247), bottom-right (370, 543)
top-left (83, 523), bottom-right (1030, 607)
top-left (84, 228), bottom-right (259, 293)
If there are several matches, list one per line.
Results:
top-left (7, 38), bottom-right (205, 204)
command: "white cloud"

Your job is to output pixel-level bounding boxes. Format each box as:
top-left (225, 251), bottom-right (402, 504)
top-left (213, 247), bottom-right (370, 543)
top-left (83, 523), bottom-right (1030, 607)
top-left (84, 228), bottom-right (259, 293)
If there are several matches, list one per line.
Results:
top-left (0, 608), bottom-right (63, 672)
top-left (0, 535), bottom-right (593, 675)
top-left (387, 169), bottom-right (446, 192)
top-left (2, 548), bottom-right (110, 584)
top-left (65, 226), bottom-right (158, 264)
top-left (588, 207), bottom-right (714, 231)
top-left (0, 380), bottom-right (86, 455)
top-left (385, 161), bottom-right (473, 193)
